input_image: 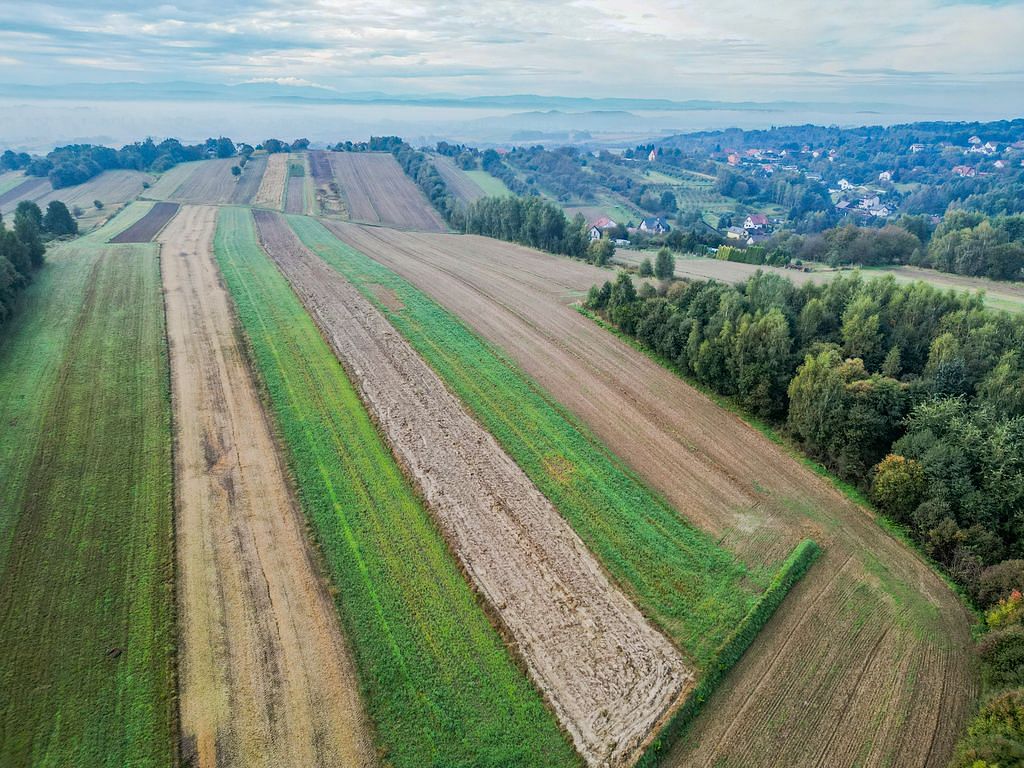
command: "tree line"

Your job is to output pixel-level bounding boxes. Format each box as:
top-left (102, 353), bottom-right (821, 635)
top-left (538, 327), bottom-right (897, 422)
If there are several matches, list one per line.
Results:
top-left (0, 200), bottom-right (75, 328)
top-left (587, 268), bottom-right (1023, 603)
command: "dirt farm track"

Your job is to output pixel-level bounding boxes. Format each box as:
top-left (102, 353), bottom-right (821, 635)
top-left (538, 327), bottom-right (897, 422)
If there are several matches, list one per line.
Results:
top-left (326, 221), bottom-right (977, 768)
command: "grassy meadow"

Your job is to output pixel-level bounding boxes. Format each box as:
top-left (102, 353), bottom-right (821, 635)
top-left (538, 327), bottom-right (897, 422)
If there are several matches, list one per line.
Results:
top-left (0, 203), bottom-right (175, 768)
top-left (213, 206), bottom-right (580, 768)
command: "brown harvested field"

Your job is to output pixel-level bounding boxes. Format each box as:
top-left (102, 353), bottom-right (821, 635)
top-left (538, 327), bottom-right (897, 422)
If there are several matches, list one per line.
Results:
top-left (329, 152), bottom-right (446, 232)
top-left (159, 206), bottom-right (376, 768)
top-left (144, 162), bottom-right (198, 201)
top-left (109, 202), bottom-right (179, 243)
top-left (168, 159), bottom-right (240, 204)
top-left (255, 210), bottom-right (691, 767)
top-left (324, 221), bottom-right (977, 768)
top-left (0, 177), bottom-right (51, 213)
top-left (431, 154), bottom-right (487, 203)
top-left (229, 155), bottom-right (267, 204)
top-left (253, 153), bottom-right (288, 209)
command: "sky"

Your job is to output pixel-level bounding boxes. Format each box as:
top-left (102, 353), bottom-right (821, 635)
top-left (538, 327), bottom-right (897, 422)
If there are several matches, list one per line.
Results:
top-left (0, 0), bottom-right (1022, 109)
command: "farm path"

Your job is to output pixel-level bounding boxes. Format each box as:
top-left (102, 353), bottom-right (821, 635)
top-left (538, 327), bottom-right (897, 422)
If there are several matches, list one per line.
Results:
top-left (324, 221), bottom-right (977, 768)
top-left (159, 205), bottom-right (375, 768)
top-left (255, 210), bottom-right (692, 768)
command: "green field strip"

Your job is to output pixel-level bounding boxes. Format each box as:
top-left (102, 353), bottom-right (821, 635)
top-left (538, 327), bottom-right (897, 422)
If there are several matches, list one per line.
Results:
top-left (0, 210), bottom-right (174, 767)
top-left (213, 207), bottom-right (579, 768)
top-left (464, 169), bottom-right (512, 197)
top-left (288, 214), bottom-right (810, 670)
top-left (0, 201), bottom-right (154, 565)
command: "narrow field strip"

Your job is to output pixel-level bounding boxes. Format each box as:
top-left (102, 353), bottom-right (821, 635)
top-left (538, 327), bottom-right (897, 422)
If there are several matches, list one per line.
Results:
top-left (110, 201), bottom-right (180, 243)
top-left (230, 155), bottom-right (267, 204)
top-left (290, 214), bottom-right (797, 668)
top-left (253, 153), bottom-right (288, 209)
top-left (254, 210), bottom-right (692, 767)
top-left (0, 211), bottom-right (175, 767)
top-left (160, 206), bottom-right (376, 768)
top-left (212, 206), bottom-right (580, 768)
top-left (329, 152), bottom-right (447, 231)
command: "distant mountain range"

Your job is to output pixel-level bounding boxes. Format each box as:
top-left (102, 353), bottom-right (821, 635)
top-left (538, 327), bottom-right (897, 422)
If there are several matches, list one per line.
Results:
top-left (0, 80), bottom-right (902, 115)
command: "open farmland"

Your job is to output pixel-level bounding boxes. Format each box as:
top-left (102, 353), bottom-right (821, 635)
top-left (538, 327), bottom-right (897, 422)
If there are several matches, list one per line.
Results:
top-left (29, 169), bottom-right (154, 229)
top-left (0, 176), bottom-right (50, 213)
top-left (212, 206), bottom-right (579, 768)
top-left (0, 207), bottom-right (175, 767)
top-left (431, 154), bottom-right (487, 203)
top-left (330, 152), bottom-right (446, 231)
top-left (309, 150), bottom-right (347, 216)
top-left (0, 171), bottom-right (25, 196)
top-left (144, 161), bottom-right (199, 201)
top-left (465, 169), bottom-right (513, 196)
top-left (229, 155), bottom-right (267, 204)
top-left (163, 158), bottom-right (241, 204)
top-left (253, 153), bottom-right (288, 209)
top-left (257, 210), bottom-right (692, 767)
top-left (321, 222), bottom-right (976, 768)
top-left (110, 201), bottom-right (179, 243)
top-left (283, 157), bottom-right (307, 214)
top-left (159, 206), bottom-right (374, 768)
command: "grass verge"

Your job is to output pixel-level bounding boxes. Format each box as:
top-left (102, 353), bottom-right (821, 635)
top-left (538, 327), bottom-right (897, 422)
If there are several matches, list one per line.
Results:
top-left (213, 207), bottom-right (579, 768)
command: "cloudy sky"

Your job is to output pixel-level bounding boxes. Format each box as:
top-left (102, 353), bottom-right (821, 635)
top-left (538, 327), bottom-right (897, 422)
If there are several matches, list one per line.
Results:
top-left (0, 0), bottom-right (1022, 108)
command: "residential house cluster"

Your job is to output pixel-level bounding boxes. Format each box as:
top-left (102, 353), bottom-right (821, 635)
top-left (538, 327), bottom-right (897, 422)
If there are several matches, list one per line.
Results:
top-left (725, 213), bottom-right (772, 246)
top-left (587, 215), bottom-right (670, 242)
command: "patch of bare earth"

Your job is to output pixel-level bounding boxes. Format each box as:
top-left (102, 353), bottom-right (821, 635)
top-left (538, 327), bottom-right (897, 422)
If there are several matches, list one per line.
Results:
top-left (329, 152), bottom-right (446, 232)
top-left (324, 221), bottom-right (977, 768)
top-left (253, 153), bottom-right (288, 209)
top-left (253, 210), bottom-right (692, 768)
top-left (159, 205), bottom-right (376, 768)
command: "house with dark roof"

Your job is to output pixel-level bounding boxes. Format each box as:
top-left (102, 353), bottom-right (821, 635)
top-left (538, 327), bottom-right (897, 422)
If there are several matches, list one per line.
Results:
top-left (638, 216), bottom-right (671, 234)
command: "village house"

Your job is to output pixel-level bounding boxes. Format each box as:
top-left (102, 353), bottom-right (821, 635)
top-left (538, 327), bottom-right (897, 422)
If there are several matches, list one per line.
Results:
top-left (746, 232), bottom-right (770, 246)
top-left (727, 153), bottom-right (741, 166)
top-left (588, 216), bottom-right (617, 241)
top-left (869, 205), bottom-right (891, 218)
top-left (838, 178), bottom-right (854, 190)
top-left (878, 171), bottom-right (893, 182)
top-left (953, 165), bottom-right (977, 178)
top-left (995, 160), bottom-right (1006, 169)
top-left (858, 196), bottom-right (881, 209)
top-left (638, 216), bottom-right (671, 234)
top-left (969, 136), bottom-right (982, 146)
top-left (910, 143), bottom-right (925, 153)
top-left (647, 148), bottom-right (658, 162)
top-left (743, 213), bottom-right (769, 230)
top-left (726, 226), bottom-right (747, 240)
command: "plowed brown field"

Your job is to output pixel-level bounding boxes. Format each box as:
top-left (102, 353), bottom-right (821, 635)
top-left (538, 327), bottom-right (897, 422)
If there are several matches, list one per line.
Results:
top-left (431, 155), bottom-right (487, 203)
top-left (254, 211), bottom-right (691, 767)
top-left (159, 206), bottom-right (375, 768)
top-left (169, 159), bottom-right (239, 203)
top-left (323, 221), bottom-right (977, 768)
top-left (329, 152), bottom-right (446, 231)
top-left (230, 156), bottom-right (267, 204)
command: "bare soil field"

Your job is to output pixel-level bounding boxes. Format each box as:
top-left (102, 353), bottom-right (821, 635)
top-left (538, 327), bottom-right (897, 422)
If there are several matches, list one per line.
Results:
top-left (325, 221), bottom-right (977, 768)
top-left (431, 154), bottom-right (487, 203)
top-left (159, 206), bottom-right (375, 768)
top-left (110, 202), bottom-right (179, 243)
top-left (329, 152), bottom-right (446, 232)
top-left (144, 162), bottom-right (199, 201)
top-left (229, 156), bottom-right (267, 204)
top-left (167, 159), bottom-right (240, 204)
top-left (255, 211), bottom-right (691, 767)
top-left (253, 153), bottom-right (288, 209)
top-left (0, 177), bottom-right (51, 213)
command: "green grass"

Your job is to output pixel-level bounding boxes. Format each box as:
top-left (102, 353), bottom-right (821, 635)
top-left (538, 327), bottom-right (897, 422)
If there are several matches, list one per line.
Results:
top-left (0, 171), bottom-right (25, 196)
top-left (287, 214), bottom-right (809, 670)
top-left (0, 203), bottom-right (175, 768)
top-left (213, 207), bottom-right (579, 768)
top-left (465, 169), bottom-right (512, 197)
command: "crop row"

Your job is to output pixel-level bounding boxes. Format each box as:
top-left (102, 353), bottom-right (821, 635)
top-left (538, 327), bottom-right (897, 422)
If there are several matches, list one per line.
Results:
top-left (287, 214), bottom-right (807, 669)
top-left (212, 206), bottom-right (579, 768)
